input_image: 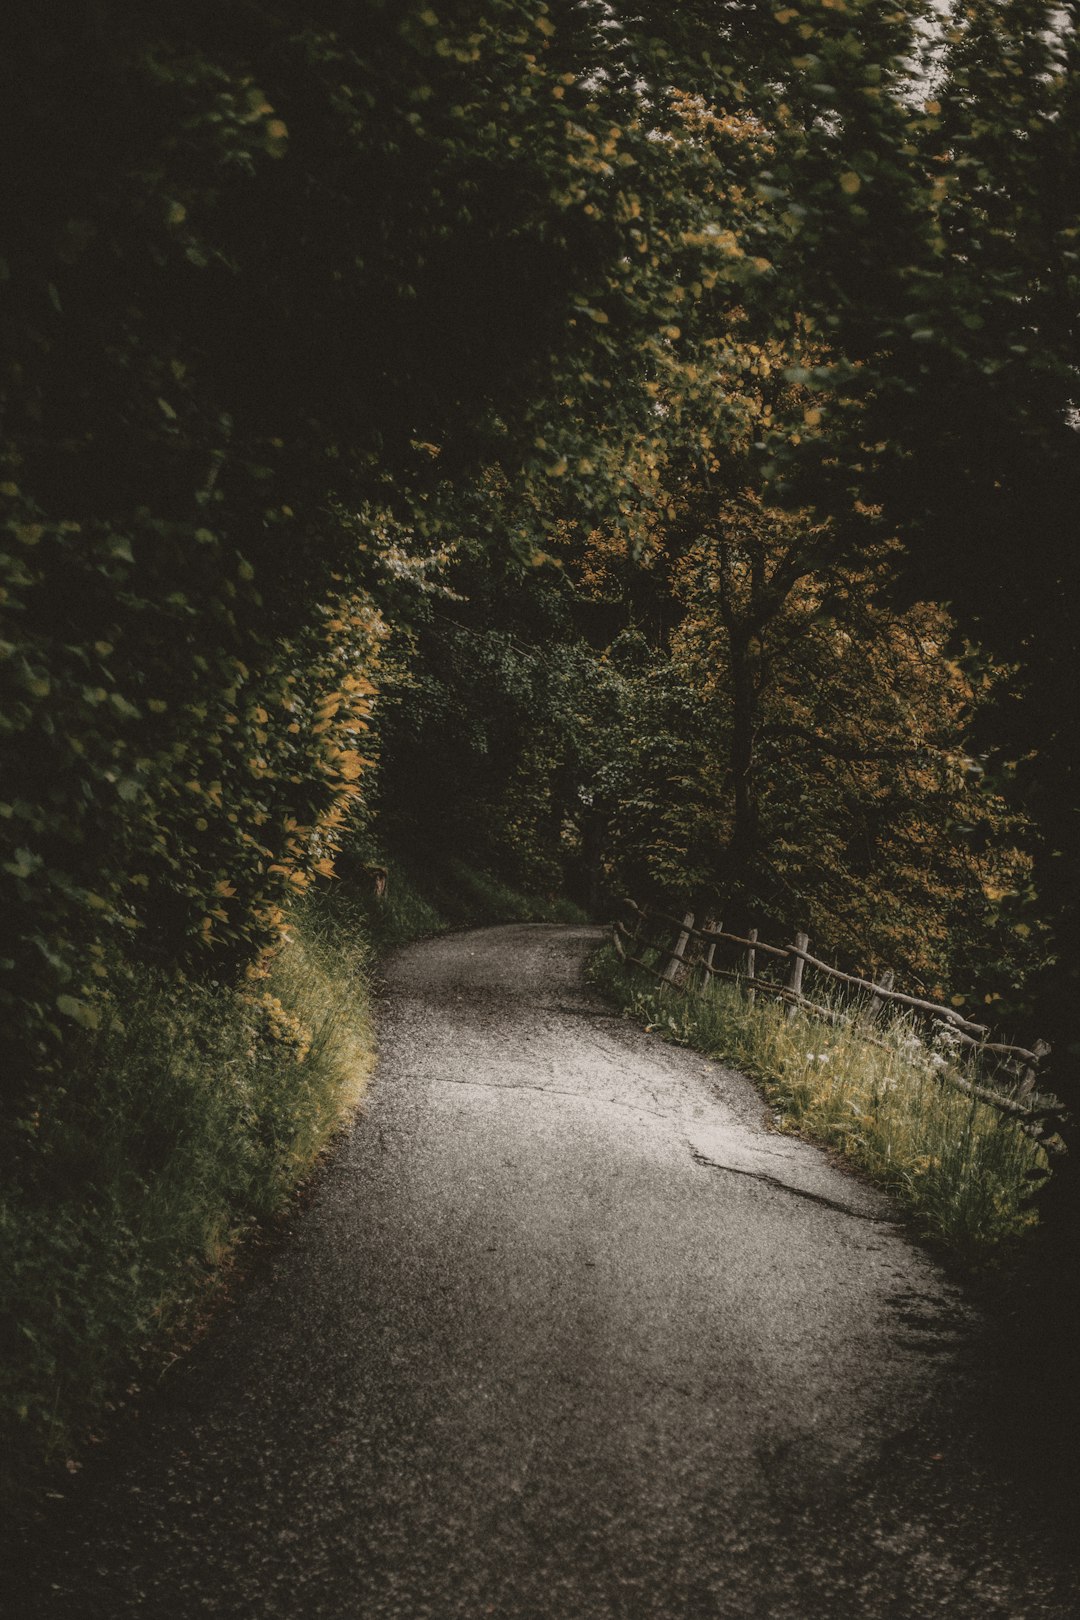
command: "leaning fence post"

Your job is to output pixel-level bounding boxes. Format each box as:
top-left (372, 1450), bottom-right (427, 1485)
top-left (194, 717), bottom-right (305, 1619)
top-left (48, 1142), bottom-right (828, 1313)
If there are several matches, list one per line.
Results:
top-left (786, 932), bottom-right (808, 1019)
top-left (867, 967), bottom-right (894, 1023)
top-left (1019, 1038), bottom-right (1051, 1096)
top-left (663, 911), bottom-right (695, 986)
top-left (702, 917), bottom-right (721, 982)
top-left (745, 927), bottom-right (758, 1005)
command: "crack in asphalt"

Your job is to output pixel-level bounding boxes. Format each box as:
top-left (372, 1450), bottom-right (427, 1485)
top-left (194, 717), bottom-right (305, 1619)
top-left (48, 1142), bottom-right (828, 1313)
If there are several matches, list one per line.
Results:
top-left (688, 1145), bottom-right (893, 1224)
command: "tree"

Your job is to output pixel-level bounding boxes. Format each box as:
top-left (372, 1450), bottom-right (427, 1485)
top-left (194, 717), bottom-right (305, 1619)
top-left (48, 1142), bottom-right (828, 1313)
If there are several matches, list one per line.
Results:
top-left (0, 0), bottom-right (803, 1109)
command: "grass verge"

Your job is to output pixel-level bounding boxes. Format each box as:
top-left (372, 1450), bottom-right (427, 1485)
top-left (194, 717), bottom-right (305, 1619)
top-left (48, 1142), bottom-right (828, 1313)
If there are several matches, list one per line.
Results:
top-left (0, 892), bottom-right (375, 1512)
top-left (589, 944), bottom-right (1048, 1269)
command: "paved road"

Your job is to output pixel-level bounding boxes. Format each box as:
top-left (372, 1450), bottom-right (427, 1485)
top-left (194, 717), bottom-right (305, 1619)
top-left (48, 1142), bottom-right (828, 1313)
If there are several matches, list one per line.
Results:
top-left (16, 924), bottom-right (1080, 1617)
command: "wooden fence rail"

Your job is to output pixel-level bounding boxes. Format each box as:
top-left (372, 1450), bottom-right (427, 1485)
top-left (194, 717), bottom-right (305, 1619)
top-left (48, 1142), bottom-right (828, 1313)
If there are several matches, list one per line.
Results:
top-left (613, 899), bottom-right (1067, 1152)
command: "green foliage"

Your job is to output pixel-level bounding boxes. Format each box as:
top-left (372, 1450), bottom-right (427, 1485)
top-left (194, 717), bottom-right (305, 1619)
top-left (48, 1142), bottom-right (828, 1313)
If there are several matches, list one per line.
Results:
top-left (0, 894), bottom-right (375, 1509)
top-left (0, 0), bottom-right (820, 1104)
top-left (351, 855), bottom-right (586, 954)
top-left (591, 945), bottom-right (1047, 1268)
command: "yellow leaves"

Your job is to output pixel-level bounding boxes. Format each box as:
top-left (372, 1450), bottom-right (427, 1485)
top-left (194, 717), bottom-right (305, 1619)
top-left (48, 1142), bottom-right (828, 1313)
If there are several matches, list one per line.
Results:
top-left (839, 171), bottom-right (862, 195)
top-left (334, 749), bottom-right (366, 782)
top-left (14, 523), bottom-right (43, 546)
top-left (803, 406), bottom-right (822, 427)
top-left (774, 7), bottom-right (798, 20)
top-left (535, 14), bottom-right (556, 36)
top-left (264, 119), bottom-right (289, 158)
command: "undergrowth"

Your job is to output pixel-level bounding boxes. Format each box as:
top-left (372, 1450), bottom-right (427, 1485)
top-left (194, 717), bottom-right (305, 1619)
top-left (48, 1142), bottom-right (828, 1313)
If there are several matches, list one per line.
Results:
top-left (358, 854), bottom-right (586, 952)
top-left (0, 892), bottom-right (375, 1510)
top-left (590, 946), bottom-right (1048, 1269)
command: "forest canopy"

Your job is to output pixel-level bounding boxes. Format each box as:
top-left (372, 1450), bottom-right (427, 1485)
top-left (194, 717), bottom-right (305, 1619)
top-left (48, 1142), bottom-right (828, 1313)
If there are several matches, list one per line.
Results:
top-left (2, 0), bottom-right (1078, 1139)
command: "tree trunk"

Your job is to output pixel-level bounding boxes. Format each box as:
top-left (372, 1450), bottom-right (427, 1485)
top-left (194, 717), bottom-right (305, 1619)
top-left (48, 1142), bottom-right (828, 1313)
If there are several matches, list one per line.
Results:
top-left (723, 629), bottom-right (760, 931)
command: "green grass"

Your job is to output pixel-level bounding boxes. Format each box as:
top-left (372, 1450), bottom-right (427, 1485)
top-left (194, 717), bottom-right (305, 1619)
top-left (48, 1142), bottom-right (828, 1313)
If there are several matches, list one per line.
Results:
top-left (0, 893), bottom-right (376, 1510)
top-left (590, 945), bottom-right (1048, 1269)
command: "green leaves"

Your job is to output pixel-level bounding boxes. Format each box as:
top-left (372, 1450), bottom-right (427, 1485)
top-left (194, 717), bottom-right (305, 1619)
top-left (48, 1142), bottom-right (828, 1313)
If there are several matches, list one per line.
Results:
top-left (55, 995), bottom-right (101, 1031)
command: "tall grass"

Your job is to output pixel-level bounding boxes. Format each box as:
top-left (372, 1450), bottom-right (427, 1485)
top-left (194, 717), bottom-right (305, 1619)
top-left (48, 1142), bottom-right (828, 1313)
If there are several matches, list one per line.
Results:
top-left (1, 894), bottom-right (375, 1507)
top-left (590, 947), bottom-right (1048, 1268)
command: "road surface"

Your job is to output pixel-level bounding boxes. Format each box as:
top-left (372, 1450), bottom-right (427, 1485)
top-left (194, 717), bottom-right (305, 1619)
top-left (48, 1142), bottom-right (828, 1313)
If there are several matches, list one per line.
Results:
top-left (16, 923), bottom-right (1080, 1617)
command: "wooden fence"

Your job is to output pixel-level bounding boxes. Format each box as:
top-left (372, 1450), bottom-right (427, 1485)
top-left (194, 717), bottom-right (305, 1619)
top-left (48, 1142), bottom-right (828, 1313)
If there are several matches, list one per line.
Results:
top-left (613, 899), bottom-right (1068, 1153)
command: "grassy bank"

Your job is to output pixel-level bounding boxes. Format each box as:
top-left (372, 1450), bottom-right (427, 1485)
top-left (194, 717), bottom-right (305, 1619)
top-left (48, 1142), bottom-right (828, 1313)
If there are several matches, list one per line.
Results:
top-left (1, 893), bottom-right (376, 1508)
top-left (590, 946), bottom-right (1048, 1268)
top-left (2, 859), bottom-right (585, 1510)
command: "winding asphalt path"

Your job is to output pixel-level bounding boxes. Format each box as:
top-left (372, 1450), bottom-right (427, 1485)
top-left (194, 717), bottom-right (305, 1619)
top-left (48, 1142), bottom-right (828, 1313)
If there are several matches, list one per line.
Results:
top-left (17, 924), bottom-right (1080, 1617)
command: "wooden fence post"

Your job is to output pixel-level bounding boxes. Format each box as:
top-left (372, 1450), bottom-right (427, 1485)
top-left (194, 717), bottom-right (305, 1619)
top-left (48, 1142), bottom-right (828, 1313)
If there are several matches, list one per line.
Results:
top-left (745, 927), bottom-right (758, 1006)
top-left (663, 911), bottom-right (695, 986)
top-left (786, 932), bottom-right (808, 1019)
top-left (702, 918), bottom-right (721, 980)
top-left (867, 968), bottom-right (895, 1022)
top-left (1019, 1038), bottom-right (1051, 1096)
